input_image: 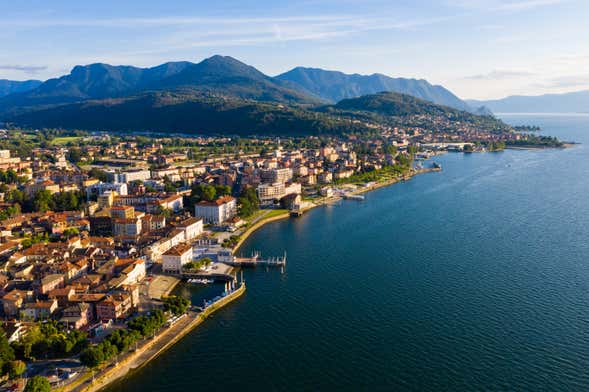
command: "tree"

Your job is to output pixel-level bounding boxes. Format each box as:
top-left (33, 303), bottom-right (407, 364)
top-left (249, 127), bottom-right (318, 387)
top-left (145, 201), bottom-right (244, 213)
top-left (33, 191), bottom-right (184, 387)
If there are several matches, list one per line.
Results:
top-left (62, 227), bottom-right (79, 238)
top-left (80, 346), bottom-right (104, 368)
top-left (162, 295), bottom-right (191, 316)
top-left (24, 376), bottom-right (51, 392)
top-left (7, 360), bottom-right (26, 379)
top-left (202, 186), bottom-right (216, 202)
top-left (238, 186), bottom-right (259, 218)
top-left (87, 168), bottom-right (108, 182)
top-left (384, 144), bottom-right (398, 155)
top-left (32, 190), bottom-right (54, 213)
top-left (0, 328), bottom-right (14, 377)
top-left (155, 206), bottom-right (172, 218)
top-left (67, 148), bottom-right (83, 163)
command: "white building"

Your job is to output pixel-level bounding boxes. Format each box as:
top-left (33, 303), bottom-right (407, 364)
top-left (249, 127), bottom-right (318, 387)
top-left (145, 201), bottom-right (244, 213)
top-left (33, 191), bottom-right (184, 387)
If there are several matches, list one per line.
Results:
top-left (194, 196), bottom-right (237, 224)
top-left (257, 182), bottom-right (285, 203)
top-left (257, 182), bottom-right (301, 204)
top-left (156, 194), bottom-right (184, 213)
top-left (176, 217), bottom-right (203, 241)
top-left (87, 182), bottom-right (128, 199)
top-left (113, 170), bottom-right (151, 184)
top-left (162, 243), bottom-right (193, 274)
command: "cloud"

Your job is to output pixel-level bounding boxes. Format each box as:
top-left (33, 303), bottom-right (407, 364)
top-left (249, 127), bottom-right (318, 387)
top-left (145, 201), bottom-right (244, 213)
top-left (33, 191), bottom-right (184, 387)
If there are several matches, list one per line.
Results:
top-left (0, 65), bottom-right (47, 74)
top-left (464, 70), bottom-right (535, 80)
top-left (538, 75), bottom-right (589, 88)
top-left (448, 0), bottom-right (567, 11)
top-left (494, 0), bottom-right (567, 11)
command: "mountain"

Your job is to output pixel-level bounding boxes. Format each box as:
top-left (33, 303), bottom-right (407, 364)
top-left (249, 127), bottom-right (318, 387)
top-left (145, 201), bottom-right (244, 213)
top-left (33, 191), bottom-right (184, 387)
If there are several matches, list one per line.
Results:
top-left (276, 67), bottom-right (472, 112)
top-left (319, 92), bottom-right (508, 132)
top-left (0, 55), bottom-right (317, 115)
top-left (3, 91), bottom-right (369, 136)
top-left (467, 90), bottom-right (589, 113)
top-left (4, 90), bottom-right (508, 137)
top-left (0, 80), bottom-right (42, 97)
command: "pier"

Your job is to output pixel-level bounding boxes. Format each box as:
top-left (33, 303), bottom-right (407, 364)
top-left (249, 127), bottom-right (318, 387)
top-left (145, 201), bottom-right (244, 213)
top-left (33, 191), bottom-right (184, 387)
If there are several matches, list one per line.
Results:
top-left (223, 251), bottom-right (287, 268)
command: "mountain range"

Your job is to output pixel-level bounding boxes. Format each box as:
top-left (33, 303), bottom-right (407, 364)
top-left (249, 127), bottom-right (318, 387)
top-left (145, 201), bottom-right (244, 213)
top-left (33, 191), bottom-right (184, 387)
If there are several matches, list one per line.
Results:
top-left (467, 90), bottom-right (589, 113)
top-left (0, 55), bottom-right (479, 114)
top-left (0, 55), bottom-right (508, 136)
top-left (276, 67), bottom-right (473, 111)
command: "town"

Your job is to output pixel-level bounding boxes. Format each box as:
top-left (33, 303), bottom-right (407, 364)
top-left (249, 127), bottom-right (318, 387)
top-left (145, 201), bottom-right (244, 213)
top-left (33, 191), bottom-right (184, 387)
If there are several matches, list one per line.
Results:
top-left (0, 122), bottom-right (558, 391)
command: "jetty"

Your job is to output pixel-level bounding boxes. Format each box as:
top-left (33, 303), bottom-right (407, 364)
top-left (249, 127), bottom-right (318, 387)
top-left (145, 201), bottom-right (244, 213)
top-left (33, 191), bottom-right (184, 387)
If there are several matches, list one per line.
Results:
top-left (223, 251), bottom-right (287, 268)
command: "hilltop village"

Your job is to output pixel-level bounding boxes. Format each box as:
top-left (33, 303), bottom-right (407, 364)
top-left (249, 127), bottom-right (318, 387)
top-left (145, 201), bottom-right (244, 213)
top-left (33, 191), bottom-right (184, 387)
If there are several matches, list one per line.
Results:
top-left (0, 123), bottom-right (561, 390)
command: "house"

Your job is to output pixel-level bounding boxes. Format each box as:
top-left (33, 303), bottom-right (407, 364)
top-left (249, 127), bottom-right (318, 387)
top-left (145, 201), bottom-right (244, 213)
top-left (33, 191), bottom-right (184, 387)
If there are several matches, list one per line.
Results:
top-left (155, 194), bottom-right (184, 213)
top-left (40, 274), bottom-right (65, 295)
top-left (194, 196), bottom-right (237, 224)
top-left (113, 217), bottom-right (142, 237)
top-left (162, 243), bottom-right (193, 274)
top-left (96, 292), bottom-right (133, 321)
top-left (110, 205), bottom-right (135, 219)
top-left (1, 290), bottom-right (28, 317)
top-left (114, 258), bottom-right (146, 285)
top-left (48, 287), bottom-right (76, 307)
top-left (23, 299), bottom-right (58, 320)
top-left (60, 303), bottom-right (92, 329)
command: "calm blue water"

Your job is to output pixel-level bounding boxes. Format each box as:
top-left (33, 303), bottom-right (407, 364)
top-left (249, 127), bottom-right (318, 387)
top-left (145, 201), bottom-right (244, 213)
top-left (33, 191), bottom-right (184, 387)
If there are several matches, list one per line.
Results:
top-left (106, 114), bottom-right (589, 391)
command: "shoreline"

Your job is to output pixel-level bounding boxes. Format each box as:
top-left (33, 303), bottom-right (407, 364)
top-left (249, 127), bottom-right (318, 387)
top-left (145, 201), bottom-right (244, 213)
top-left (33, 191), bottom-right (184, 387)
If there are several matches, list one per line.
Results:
top-left (66, 167), bottom-right (440, 392)
top-left (61, 284), bottom-right (246, 392)
top-left (232, 167), bottom-right (441, 254)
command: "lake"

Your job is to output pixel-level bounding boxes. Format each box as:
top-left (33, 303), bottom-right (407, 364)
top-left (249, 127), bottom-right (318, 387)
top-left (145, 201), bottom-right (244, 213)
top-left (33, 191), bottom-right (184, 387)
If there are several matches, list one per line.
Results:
top-left (106, 114), bottom-right (589, 391)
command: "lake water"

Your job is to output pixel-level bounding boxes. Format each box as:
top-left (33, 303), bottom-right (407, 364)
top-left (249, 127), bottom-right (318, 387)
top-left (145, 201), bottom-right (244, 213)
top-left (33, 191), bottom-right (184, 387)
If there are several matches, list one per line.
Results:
top-left (106, 114), bottom-right (589, 391)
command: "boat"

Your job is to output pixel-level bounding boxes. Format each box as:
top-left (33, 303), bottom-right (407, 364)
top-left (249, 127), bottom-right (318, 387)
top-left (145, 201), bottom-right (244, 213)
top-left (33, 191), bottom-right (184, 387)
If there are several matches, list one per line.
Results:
top-left (432, 162), bottom-right (442, 169)
top-left (343, 194), bottom-right (365, 201)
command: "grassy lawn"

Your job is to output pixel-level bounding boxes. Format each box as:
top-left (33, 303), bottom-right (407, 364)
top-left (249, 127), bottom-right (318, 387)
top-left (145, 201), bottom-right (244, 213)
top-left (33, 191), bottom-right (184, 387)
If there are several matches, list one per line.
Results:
top-left (264, 209), bottom-right (289, 219)
top-left (51, 136), bottom-right (83, 145)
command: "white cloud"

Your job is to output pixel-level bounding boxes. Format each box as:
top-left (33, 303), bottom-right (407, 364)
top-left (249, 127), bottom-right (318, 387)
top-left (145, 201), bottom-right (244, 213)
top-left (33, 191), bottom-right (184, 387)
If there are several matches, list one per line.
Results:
top-left (464, 70), bottom-right (535, 80)
top-left (0, 65), bottom-right (47, 74)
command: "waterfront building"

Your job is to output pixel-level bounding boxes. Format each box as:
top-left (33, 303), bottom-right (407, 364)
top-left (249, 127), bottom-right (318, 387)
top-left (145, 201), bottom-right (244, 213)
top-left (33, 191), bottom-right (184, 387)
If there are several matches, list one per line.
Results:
top-left (194, 196), bottom-right (237, 224)
top-left (257, 182), bottom-right (301, 204)
top-left (162, 243), bottom-right (193, 274)
top-left (257, 182), bottom-right (285, 203)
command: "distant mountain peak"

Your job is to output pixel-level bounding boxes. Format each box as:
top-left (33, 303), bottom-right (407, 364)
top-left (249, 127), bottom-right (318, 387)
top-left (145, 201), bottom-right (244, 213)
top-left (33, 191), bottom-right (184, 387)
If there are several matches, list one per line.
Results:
top-left (467, 89), bottom-right (589, 113)
top-left (276, 67), bottom-right (471, 111)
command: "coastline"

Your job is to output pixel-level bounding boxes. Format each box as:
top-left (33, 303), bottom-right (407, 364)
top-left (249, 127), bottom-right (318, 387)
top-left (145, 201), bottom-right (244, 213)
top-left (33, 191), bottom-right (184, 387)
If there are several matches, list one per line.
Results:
top-left (61, 284), bottom-right (246, 392)
top-left (66, 166), bottom-right (440, 392)
top-left (232, 167), bottom-right (441, 255)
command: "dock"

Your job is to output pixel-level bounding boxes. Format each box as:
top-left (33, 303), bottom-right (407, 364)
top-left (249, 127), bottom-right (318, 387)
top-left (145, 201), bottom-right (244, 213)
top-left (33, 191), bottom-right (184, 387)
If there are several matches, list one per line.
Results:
top-left (223, 251), bottom-right (287, 268)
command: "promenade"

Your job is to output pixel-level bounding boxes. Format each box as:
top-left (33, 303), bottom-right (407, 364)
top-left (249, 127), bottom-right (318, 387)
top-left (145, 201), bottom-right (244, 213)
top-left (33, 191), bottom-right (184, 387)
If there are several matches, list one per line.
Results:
top-left (63, 283), bottom-right (246, 392)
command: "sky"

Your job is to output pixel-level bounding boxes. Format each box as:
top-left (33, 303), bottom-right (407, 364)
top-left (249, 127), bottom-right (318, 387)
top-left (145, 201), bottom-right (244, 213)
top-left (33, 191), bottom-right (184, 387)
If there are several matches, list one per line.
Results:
top-left (0, 0), bottom-right (587, 100)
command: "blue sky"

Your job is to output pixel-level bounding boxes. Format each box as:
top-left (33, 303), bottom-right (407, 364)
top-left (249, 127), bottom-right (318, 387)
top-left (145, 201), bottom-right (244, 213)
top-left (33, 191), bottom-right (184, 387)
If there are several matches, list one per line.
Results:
top-left (0, 0), bottom-right (587, 99)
